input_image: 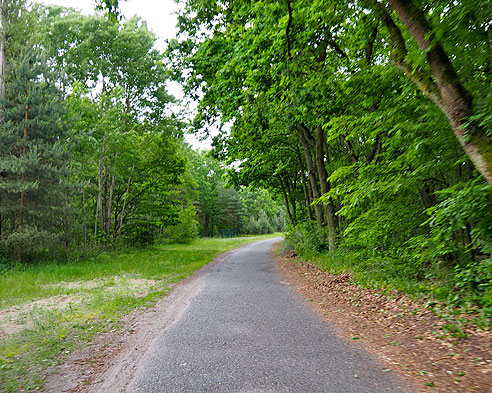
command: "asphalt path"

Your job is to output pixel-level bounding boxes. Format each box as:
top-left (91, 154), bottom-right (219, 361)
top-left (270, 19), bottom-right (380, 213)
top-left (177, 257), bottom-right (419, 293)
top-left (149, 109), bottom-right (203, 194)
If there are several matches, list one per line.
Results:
top-left (127, 238), bottom-right (414, 393)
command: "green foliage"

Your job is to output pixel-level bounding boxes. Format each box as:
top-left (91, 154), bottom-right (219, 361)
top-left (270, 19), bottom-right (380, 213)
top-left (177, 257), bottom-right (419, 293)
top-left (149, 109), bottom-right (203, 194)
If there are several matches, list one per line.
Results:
top-left (162, 205), bottom-right (199, 244)
top-left (284, 222), bottom-right (329, 255)
top-left (0, 49), bottom-right (72, 260)
top-left (172, 0), bottom-right (492, 318)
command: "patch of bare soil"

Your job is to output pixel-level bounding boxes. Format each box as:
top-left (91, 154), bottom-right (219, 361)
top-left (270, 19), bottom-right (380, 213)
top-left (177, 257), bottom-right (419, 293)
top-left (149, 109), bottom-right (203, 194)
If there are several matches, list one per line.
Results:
top-left (0, 277), bottom-right (158, 338)
top-left (274, 248), bottom-right (492, 393)
top-left (0, 295), bottom-right (79, 336)
top-left (39, 245), bottom-right (248, 393)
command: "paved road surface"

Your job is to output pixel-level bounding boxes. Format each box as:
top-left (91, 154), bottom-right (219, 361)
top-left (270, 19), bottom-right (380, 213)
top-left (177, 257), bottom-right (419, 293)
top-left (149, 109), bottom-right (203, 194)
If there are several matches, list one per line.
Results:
top-left (127, 238), bottom-right (414, 393)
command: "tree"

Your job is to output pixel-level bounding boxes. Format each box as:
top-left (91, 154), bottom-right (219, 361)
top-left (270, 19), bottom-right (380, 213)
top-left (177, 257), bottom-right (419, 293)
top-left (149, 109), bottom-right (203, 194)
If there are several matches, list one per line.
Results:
top-left (0, 50), bottom-right (71, 261)
top-left (367, 0), bottom-right (492, 184)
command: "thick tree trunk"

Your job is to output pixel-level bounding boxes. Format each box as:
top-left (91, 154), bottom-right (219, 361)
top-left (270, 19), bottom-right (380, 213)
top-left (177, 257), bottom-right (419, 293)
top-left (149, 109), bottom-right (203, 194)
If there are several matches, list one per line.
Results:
top-left (315, 126), bottom-right (337, 251)
top-left (297, 125), bottom-right (325, 230)
top-left (376, 0), bottom-right (492, 184)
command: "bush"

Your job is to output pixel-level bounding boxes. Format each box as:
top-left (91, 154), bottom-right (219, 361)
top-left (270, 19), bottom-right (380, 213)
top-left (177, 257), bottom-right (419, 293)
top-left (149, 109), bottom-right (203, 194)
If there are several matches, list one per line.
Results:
top-left (244, 209), bottom-right (274, 235)
top-left (284, 221), bottom-right (329, 255)
top-left (162, 205), bottom-right (198, 244)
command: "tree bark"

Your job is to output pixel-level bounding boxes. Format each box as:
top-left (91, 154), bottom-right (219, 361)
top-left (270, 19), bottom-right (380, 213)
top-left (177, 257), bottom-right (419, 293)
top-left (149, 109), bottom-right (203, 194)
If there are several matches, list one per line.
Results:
top-left (315, 125), bottom-right (337, 251)
top-left (372, 0), bottom-right (492, 184)
top-left (279, 175), bottom-right (294, 226)
top-left (105, 153), bottom-right (117, 246)
top-left (296, 145), bottom-right (314, 220)
top-left (284, 173), bottom-right (298, 225)
top-left (82, 186), bottom-right (87, 251)
top-left (297, 125), bottom-right (325, 230)
top-left (18, 101), bottom-right (28, 262)
top-left (116, 163), bottom-right (134, 245)
top-left (94, 145), bottom-right (105, 244)
top-left (0, 0), bottom-right (6, 124)
top-left (204, 213), bottom-right (210, 237)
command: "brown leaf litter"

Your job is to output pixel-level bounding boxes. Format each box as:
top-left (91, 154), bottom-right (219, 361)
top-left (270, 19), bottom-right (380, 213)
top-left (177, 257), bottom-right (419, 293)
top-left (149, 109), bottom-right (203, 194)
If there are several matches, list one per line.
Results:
top-left (273, 247), bottom-right (492, 393)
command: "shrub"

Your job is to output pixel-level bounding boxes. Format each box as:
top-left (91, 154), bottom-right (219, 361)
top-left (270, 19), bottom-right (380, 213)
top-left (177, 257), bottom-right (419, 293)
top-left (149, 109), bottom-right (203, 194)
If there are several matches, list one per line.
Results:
top-left (162, 205), bottom-right (198, 244)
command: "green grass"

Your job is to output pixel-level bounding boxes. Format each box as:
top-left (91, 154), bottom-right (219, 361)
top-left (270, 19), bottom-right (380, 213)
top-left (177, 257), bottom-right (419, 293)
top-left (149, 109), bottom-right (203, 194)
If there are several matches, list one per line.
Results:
top-left (0, 234), bottom-right (282, 392)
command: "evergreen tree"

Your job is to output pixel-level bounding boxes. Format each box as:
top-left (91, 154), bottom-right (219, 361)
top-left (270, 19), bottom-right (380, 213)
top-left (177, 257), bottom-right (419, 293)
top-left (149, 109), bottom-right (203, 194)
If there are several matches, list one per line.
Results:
top-left (0, 50), bottom-right (71, 261)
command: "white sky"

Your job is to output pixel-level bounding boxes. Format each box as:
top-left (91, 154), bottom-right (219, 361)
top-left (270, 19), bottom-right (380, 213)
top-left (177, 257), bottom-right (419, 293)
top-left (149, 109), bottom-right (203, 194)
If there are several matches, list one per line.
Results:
top-left (35, 0), bottom-right (212, 150)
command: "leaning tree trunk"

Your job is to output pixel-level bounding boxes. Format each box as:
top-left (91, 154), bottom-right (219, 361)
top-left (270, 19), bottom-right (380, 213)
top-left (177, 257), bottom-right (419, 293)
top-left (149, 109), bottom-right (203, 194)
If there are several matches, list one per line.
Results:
top-left (372, 0), bottom-right (492, 184)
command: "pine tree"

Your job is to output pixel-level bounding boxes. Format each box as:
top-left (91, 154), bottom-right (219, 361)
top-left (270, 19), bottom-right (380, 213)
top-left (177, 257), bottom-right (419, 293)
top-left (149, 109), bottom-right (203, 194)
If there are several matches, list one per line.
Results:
top-left (0, 50), bottom-right (71, 261)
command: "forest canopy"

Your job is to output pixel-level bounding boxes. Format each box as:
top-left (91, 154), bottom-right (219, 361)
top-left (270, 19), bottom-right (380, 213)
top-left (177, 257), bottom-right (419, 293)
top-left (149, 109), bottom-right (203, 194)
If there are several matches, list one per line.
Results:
top-left (0, 1), bottom-right (286, 263)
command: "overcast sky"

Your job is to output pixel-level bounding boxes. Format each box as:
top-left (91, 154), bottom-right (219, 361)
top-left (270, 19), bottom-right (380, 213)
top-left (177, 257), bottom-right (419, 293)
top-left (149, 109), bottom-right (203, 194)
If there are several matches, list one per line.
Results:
top-left (38, 0), bottom-right (180, 50)
top-left (35, 0), bottom-right (212, 149)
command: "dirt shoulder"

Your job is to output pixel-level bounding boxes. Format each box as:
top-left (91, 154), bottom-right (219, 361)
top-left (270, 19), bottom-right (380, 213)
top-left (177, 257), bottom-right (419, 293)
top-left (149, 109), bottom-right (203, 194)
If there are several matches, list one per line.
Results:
top-left (274, 248), bottom-right (492, 393)
top-left (40, 245), bottom-right (247, 393)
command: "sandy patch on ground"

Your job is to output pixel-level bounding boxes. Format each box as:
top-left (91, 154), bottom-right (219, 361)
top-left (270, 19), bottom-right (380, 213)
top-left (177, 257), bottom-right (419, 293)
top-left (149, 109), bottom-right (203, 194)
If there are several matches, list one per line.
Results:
top-left (0, 295), bottom-right (79, 336)
top-left (0, 277), bottom-right (159, 337)
top-left (274, 248), bottom-right (492, 393)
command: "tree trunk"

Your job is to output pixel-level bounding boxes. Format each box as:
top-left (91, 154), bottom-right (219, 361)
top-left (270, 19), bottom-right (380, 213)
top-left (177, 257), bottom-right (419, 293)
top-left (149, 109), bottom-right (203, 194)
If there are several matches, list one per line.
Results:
top-left (18, 102), bottom-right (28, 262)
top-left (297, 125), bottom-right (325, 230)
top-left (82, 187), bottom-right (87, 251)
top-left (0, 0), bottom-right (7, 121)
top-left (94, 146), bottom-right (105, 245)
top-left (315, 125), bottom-right (337, 251)
top-left (105, 154), bottom-right (117, 246)
top-left (279, 176), bottom-right (294, 225)
top-left (375, 0), bottom-right (492, 184)
top-left (296, 145), bottom-right (314, 220)
top-left (204, 213), bottom-right (210, 237)
top-left (116, 164), bottom-right (134, 245)
top-left (285, 174), bottom-right (298, 225)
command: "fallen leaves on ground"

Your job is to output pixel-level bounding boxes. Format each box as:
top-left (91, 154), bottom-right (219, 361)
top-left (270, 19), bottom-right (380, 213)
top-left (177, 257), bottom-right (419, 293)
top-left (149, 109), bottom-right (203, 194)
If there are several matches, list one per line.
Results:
top-left (274, 248), bottom-right (492, 393)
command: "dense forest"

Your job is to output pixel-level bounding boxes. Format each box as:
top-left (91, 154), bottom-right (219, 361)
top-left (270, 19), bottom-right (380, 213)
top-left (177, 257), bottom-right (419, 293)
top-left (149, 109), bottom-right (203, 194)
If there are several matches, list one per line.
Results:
top-left (0, 1), bottom-right (287, 263)
top-left (0, 0), bottom-right (491, 315)
top-left (165, 0), bottom-right (492, 315)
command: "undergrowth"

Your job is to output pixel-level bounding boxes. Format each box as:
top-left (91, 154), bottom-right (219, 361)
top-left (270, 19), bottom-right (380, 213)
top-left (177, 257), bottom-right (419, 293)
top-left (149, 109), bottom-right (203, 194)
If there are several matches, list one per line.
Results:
top-left (283, 224), bottom-right (491, 329)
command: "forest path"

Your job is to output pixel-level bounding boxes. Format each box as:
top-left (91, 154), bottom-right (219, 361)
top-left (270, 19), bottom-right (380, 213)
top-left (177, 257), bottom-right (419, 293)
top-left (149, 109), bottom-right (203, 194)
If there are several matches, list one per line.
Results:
top-left (104, 238), bottom-right (414, 393)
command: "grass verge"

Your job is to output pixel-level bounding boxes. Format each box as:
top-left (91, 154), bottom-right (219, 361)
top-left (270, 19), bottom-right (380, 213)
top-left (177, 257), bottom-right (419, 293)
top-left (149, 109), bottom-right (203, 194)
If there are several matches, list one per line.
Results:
top-left (0, 234), bottom-right (282, 392)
